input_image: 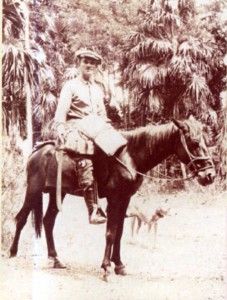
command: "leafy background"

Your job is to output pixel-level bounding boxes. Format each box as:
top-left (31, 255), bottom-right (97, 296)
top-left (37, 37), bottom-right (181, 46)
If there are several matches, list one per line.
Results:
top-left (2, 0), bottom-right (227, 247)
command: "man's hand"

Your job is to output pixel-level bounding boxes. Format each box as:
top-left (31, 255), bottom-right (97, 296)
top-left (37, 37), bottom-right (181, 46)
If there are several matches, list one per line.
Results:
top-left (55, 122), bottom-right (66, 145)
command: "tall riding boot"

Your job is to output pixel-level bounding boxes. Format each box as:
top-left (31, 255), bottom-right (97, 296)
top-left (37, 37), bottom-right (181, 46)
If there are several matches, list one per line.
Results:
top-left (84, 187), bottom-right (106, 224)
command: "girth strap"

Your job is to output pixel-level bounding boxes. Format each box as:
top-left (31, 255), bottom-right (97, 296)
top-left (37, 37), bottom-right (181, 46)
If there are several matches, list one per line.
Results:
top-left (56, 150), bottom-right (63, 211)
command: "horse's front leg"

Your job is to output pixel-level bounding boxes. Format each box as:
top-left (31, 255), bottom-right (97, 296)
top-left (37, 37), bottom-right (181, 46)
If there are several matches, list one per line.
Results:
top-left (111, 197), bottom-right (130, 276)
top-left (101, 200), bottom-right (119, 280)
top-left (43, 191), bottom-right (66, 268)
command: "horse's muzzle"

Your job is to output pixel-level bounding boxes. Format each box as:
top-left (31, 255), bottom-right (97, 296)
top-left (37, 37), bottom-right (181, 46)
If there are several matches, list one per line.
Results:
top-left (197, 168), bottom-right (216, 186)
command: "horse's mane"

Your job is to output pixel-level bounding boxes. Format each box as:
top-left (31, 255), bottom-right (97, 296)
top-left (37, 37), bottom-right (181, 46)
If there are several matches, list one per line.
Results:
top-left (122, 123), bottom-right (176, 154)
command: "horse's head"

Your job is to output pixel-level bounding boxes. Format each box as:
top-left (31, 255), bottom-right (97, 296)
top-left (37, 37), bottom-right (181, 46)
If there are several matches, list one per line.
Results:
top-left (173, 116), bottom-right (216, 186)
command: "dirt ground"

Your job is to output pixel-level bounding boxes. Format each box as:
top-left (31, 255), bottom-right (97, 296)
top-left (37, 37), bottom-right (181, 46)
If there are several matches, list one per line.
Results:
top-left (1, 190), bottom-right (227, 300)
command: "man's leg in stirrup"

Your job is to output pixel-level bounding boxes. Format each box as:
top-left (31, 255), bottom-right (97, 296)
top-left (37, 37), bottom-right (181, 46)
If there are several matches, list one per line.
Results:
top-left (77, 158), bottom-right (106, 225)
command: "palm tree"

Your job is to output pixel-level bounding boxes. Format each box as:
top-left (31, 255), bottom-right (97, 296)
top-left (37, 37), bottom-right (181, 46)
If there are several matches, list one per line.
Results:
top-left (220, 90), bottom-right (227, 189)
top-left (120, 0), bottom-right (225, 126)
top-left (119, 0), bottom-right (227, 185)
top-left (3, 44), bottom-right (37, 135)
top-left (3, 0), bottom-right (34, 151)
top-left (3, 0), bottom-right (57, 148)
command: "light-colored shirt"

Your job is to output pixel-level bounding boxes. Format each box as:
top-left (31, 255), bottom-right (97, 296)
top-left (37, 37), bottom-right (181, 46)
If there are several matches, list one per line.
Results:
top-left (54, 76), bottom-right (108, 123)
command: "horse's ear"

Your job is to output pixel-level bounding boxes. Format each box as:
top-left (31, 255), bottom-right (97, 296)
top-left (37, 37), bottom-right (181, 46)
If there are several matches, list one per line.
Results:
top-left (172, 119), bottom-right (189, 134)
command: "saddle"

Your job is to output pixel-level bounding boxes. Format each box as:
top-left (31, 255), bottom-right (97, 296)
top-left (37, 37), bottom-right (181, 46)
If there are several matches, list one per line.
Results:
top-left (33, 140), bottom-right (110, 197)
top-left (33, 140), bottom-right (56, 152)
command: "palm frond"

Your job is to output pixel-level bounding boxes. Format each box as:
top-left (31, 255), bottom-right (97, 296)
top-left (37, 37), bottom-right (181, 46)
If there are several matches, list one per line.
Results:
top-left (186, 74), bottom-right (211, 103)
top-left (155, 65), bottom-right (168, 85)
top-left (3, 0), bottom-right (26, 40)
top-left (169, 55), bottom-right (193, 78)
top-left (178, 38), bottom-right (213, 61)
top-left (148, 90), bottom-right (163, 113)
top-left (142, 18), bottom-right (168, 38)
top-left (196, 60), bottom-right (211, 77)
top-left (162, 11), bottom-right (181, 29)
top-left (137, 63), bottom-right (168, 89)
top-left (131, 38), bottom-right (173, 60)
top-left (144, 3), bottom-right (182, 36)
top-left (127, 32), bottom-right (145, 46)
top-left (34, 92), bottom-right (57, 124)
top-left (138, 64), bottom-right (158, 88)
top-left (151, 39), bottom-right (173, 57)
top-left (3, 43), bottom-right (51, 100)
top-left (40, 65), bottom-right (56, 88)
top-left (122, 61), bottom-right (138, 86)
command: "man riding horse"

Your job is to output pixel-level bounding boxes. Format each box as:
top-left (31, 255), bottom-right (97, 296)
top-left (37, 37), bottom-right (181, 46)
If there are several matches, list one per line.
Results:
top-left (54, 49), bottom-right (128, 224)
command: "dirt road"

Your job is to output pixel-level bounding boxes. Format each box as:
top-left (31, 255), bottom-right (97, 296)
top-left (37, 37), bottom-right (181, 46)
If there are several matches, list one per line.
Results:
top-left (1, 191), bottom-right (226, 300)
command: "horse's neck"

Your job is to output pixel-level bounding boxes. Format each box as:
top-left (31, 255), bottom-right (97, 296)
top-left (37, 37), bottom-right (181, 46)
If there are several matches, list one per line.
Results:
top-left (127, 123), bottom-right (179, 173)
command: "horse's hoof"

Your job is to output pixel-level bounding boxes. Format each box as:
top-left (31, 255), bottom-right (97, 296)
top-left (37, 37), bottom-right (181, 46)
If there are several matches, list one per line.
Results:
top-left (102, 266), bottom-right (111, 282)
top-left (54, 258), bottom-right (66, 269)
top-left (9, 250), bottom-right (17, 258)
top-left (114, 265), bottom-right (127, 276)
top-left (48, 257), bottom-right (66, 269)
top-left (9, 253), bottom-right (16, 258)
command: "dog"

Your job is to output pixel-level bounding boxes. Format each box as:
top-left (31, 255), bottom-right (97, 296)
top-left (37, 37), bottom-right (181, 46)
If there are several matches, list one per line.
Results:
top-left (127, 205), bottom-right (169, 249)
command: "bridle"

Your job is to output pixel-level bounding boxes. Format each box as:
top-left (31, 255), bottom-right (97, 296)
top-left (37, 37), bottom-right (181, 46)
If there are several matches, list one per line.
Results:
top-left (179, 131), bottom-right (214, 176)
top-left (114, 130), bottom-right (214, 182)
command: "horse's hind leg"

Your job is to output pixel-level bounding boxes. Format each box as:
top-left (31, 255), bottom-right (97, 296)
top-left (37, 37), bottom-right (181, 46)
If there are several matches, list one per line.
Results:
top-left (10, 190), bottom-right (40, 257)
top-left (43, 191), bottom-right (66, 268)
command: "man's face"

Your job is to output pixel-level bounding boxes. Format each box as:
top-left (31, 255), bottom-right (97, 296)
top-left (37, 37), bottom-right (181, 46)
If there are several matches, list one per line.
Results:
top-left (79, 57), bottom-right (98, 79)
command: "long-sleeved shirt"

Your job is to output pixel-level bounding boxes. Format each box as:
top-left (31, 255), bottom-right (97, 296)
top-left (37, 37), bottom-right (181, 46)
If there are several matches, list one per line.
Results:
top-left (54, 75), bottom-right (126, 155)
top-left (54, 76), bottom-right (108, 123)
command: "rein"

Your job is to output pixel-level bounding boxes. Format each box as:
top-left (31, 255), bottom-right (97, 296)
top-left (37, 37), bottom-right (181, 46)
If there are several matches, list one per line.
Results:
top-left (114, 156), bottom-right (195, 182)
top-left (114, 131), bottom-right (213, 183)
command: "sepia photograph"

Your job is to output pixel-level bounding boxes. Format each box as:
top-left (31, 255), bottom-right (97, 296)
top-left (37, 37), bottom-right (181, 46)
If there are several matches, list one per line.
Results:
top-left (1, 0), bottom-right (227, 299)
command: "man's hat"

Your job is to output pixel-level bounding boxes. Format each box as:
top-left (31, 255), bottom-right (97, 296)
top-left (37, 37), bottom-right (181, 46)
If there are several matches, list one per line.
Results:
top-left (75, 49), bottom-right (102, 64)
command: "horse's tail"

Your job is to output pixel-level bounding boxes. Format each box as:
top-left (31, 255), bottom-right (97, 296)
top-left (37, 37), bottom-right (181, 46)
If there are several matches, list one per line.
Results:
top-left (31, 193), bottom-right (43, 238)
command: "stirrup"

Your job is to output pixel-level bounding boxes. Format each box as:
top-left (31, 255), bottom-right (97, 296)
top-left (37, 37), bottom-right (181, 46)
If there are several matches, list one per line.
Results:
top-left (89, 214), bottom-right (106, 224)
top-left (89, 206), bottom-right (106, 224)
top-left (97, 206), bottom-right (107, 218)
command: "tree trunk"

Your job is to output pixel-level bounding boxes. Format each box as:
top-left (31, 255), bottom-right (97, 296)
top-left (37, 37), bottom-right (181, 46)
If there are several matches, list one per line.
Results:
top-left (24, 3), bottom-right (33, 154)
top-left (220, 90), bottom-right (227, 189)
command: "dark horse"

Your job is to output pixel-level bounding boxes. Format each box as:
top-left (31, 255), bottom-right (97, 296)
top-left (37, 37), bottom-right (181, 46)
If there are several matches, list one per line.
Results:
top-left (10, 117), bottom-right (215, 279)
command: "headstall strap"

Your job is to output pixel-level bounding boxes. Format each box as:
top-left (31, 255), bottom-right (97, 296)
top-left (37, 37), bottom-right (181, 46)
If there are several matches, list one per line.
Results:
top-left (113, 132), bottom-right (214, 182)
top-left (180, 133), bottom-right (213, 175)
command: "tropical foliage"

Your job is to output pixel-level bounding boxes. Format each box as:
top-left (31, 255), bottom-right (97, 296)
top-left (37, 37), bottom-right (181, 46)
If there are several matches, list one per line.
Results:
top-left (2, 0), bottom-right (56, 142)
top-left (2, 0), bottom-right (227, 185)
top-left (120, 0), bottom-right (227, 127)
